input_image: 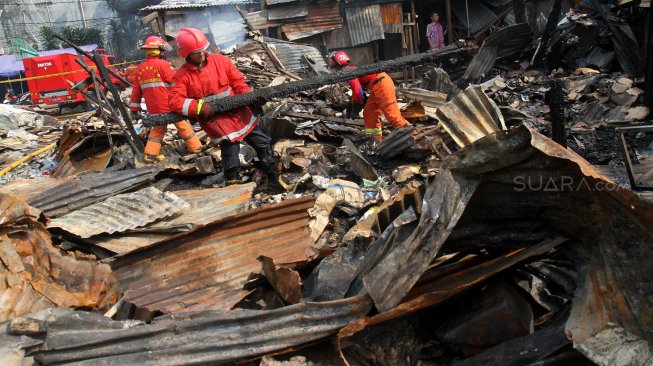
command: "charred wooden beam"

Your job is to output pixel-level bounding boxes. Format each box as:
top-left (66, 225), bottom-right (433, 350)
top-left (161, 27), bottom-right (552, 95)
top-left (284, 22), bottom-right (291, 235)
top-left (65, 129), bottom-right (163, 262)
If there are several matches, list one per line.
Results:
top-left (646, 4), bottom-right (653, 109)
top-left (530, 0), bottom-right (562, 68)
top-left (513, 0), bottom-right (526, 24)
top-left (143, 44), bottom-right (472, 126)
top-left (549, 79), bottom-right (566, 147)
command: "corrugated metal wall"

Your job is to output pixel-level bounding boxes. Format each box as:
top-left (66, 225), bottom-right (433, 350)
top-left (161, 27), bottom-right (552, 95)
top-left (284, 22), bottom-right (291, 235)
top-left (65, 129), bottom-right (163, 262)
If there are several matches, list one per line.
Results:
top-left (281, 3), bottom-right (343, 41)
top-left (345, 5), bottom-right (385, 46)
top-left (380, 2), bottom-right (403, 34)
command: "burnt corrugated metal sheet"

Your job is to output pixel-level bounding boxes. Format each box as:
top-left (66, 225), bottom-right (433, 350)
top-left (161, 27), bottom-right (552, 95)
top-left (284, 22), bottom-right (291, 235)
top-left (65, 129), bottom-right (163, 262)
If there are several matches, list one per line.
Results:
top-left (31, 296), bottom-right (372, 365)
top-left (86, 184), bottom-right (255, 254)
top-left (463, 23), bottom-right (532, 81)
top-left (142, 0), bottom-right (256, 10)
top-left (281, 3), bottom-right (343, 41)
top-left (14, 125), bottom-right (653, 366)
top-left (267, 40), bottom-right (328, 73)
top-left (419, 67), bottom-right (461, 97)
top-left (50, 157), bottom-right (78, 178)
top-left (0, 176), bottom-right (70, 201)
top-left (28, 167), bottom-right (156, 218)
top-left (144, 184), bottom-right (254, 231)
top-left (343, 181), bottom-right (424, 242)
top-left (377, 127), bottom-right (413, 159)
top-left (345, 4), bottom-right (386, 46)
top-left (0, 193), bottom-right (117, 321)
top-left (452, 0), bottom-right (498, 34)
top-left (48, 187), bottom-right (190, 239)
top-left (435, 86), bottom-right (504, 147)
top-left (109, 197), bottom-right (314, 314)
top-left (397, 88), bottom-right (447, 107)
top-left (51, 149), bottom-right (112, 178)
top-left (244, 10), bottom-right (282, 30)
top-left (381, 2), bottom-right (403, 34)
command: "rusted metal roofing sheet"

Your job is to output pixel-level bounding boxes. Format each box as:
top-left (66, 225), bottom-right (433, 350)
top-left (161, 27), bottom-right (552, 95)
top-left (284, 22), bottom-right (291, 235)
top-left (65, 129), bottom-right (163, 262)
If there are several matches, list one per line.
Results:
top-left (345, 4), bottom-right (385, 46)
top-left (86, 184), bottom-right (255, 254)
top-left (144, 183), bottom-right (254, 231)
top-left (281, 3), bottom-right (343, 41)
top-left (31, 296), bottom-right (372, 365)
top-left (0, 193), bottom-right (117, 321)
top-left (142, 0), bottom-right (256, 10)
top-left (28, 167), bottom-right (156, 218)
top-left (267, 3), bottom-right (308, 20)
top-left (53, 148), bottom-right (112, 178)
top-left (267, 40), bottom-right (328, 73)
top-left (0, 176), bottom-right (70, 202)
top-left (109, 196), bottom-right (314, 314)
top-left (12, 123), bottom-right (653, 366)
top-left (48, 187), bottom-right (190, 239)
top-left (244, 10), bottom-right (282, 30)
top-left (381, 2), bottom-right (403, 34)
top-left (435, 86), bottom-right (504, 147)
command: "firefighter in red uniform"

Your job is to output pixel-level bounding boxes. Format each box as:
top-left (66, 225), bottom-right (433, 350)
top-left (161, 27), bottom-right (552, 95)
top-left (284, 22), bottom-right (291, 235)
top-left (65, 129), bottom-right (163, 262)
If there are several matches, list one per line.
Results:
top-left (169, 28), bottom-right (282, 189)
top-left (130, 35), bottom-right (202, 163)
top-left (328, 51), bottom-right (410, 141)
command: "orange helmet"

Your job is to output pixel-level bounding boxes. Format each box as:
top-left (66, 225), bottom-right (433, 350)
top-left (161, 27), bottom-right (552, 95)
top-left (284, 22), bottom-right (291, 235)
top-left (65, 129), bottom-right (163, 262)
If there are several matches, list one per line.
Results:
top-left (176, 28), bottom-right (209, 58)
top-left (329, 51), bottom-right (350, 68)
top-left (142, 35), bottom-right (168, 50)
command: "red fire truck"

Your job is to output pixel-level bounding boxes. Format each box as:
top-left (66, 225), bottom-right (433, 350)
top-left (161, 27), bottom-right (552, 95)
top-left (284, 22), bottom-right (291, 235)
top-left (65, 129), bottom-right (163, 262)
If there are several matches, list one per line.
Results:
top-left (22, 50), bottom-right (124, 110)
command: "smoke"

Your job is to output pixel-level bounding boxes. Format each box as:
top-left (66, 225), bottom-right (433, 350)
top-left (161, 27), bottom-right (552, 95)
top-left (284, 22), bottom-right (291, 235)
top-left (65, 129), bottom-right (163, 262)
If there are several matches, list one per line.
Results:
top-left (166, 5), bottom-right (248, 55)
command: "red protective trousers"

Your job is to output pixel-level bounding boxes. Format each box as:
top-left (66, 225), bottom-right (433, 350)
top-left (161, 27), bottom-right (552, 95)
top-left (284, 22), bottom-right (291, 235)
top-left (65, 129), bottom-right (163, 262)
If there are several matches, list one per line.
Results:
top-left (362, 72), bottom-right (409, 139)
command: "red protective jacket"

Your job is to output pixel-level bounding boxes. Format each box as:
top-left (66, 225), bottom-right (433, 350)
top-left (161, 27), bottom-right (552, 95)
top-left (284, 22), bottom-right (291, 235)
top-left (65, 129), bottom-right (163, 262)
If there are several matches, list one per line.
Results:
top-left (169, 54), bottom-right (257, 144)
top-left (344, 65), bottom-right (365, 104)
top-left (129, 57), bottom-right (176, 114)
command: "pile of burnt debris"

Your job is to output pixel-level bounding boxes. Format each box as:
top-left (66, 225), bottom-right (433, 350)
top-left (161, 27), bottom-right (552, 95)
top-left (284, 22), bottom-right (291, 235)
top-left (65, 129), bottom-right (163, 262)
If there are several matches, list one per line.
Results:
top-left (1, 2), bottom-right (652, 366)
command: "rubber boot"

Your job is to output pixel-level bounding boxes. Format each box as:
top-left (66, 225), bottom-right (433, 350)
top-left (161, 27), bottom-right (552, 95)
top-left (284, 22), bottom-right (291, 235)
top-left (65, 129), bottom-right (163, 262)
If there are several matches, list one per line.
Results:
top-left (224, 167), bottom-right (241, 186)
top-left (143, 154), bottom-right (165, 164)
top-left (265, 163), bottom-right (287, 192)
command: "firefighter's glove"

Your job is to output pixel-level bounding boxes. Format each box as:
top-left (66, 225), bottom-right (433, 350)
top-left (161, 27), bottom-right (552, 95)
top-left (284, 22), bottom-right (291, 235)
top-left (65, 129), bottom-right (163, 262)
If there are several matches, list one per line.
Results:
top-left (251, 96), bottom-right (268, 109)
top-left (250, 96), bottom-right (268, 116)
top-left (345, 102), bottom-right (364, 119)
top-left (129, 111), bottom-right (140, 121)
top-left (198, 100), bottom-right (215, 121)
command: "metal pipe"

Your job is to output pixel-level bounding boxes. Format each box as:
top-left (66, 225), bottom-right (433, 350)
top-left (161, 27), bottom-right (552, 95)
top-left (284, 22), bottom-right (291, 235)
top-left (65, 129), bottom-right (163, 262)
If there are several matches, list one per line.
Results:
top-left (78, 0), bottom-right (87, 28)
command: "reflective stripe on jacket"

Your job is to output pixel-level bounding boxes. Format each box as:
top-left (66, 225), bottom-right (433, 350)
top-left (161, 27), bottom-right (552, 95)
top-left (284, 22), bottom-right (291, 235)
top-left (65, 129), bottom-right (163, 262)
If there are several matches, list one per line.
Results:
top-left (129, 57), bottom-right (176, 114)
top-left (169, 54), bottom-right (257, 143)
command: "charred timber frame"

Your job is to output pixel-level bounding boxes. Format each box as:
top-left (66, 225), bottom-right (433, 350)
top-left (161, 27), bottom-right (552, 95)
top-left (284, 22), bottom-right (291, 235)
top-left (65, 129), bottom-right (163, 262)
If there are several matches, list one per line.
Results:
top-left (143, 44), bottom-right (473, 126)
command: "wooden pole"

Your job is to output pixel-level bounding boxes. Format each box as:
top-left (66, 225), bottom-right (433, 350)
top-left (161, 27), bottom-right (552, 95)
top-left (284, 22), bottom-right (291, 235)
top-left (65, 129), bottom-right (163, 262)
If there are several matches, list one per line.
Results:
top-left (645, 3), bottom-right (653, 109)
top-left (409, 0), bottom-right (418, 80)
top-left (410, 0), bottom-right (419, 50)
top-left (446, 0), bottom-right (453, 44)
